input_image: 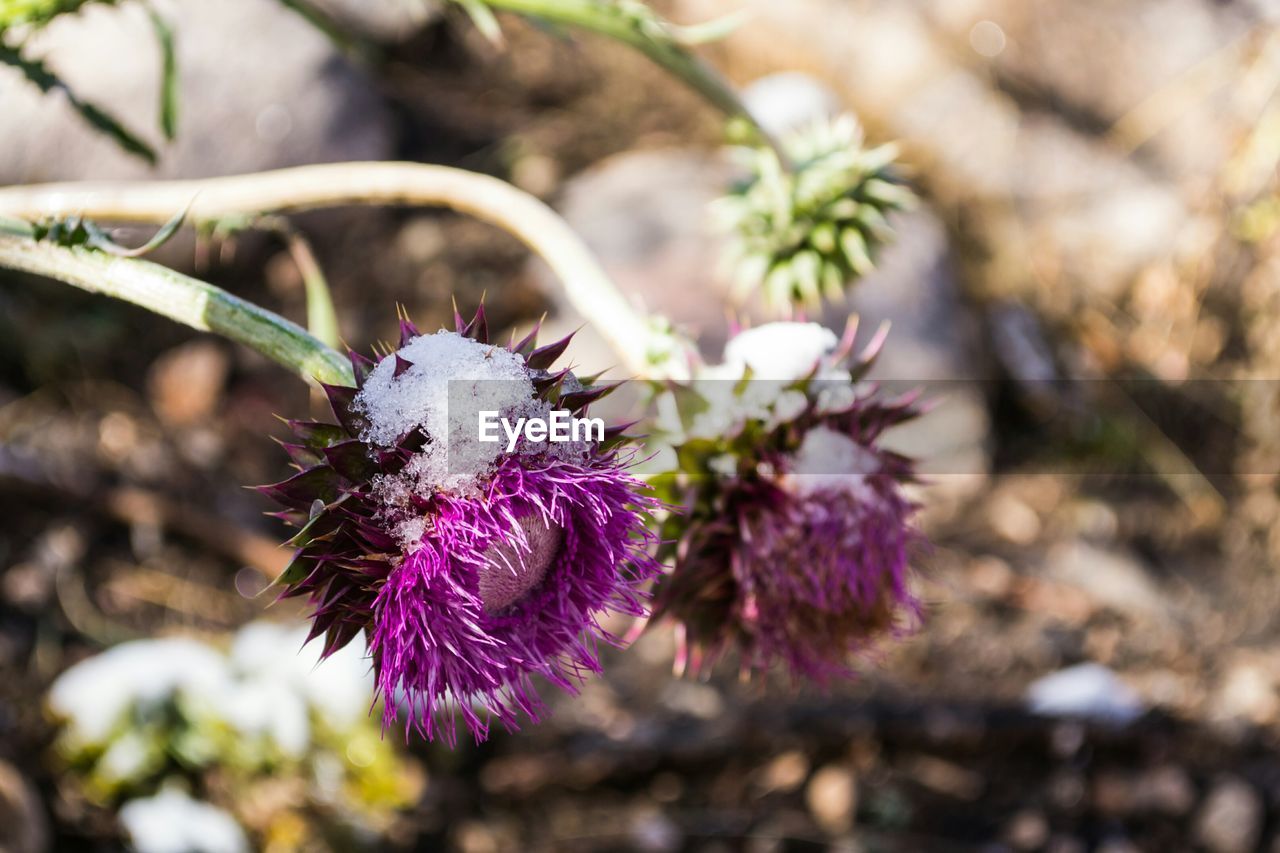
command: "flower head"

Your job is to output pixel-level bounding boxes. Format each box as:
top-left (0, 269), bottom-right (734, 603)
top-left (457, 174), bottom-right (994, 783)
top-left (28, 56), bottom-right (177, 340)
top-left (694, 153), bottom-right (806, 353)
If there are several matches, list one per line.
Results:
top-left (649, 319), bottom-right (923, 682)
top-left (259, 307), bottom-right (660, 744)
top-left (716, 115), bottom-right (914, 314)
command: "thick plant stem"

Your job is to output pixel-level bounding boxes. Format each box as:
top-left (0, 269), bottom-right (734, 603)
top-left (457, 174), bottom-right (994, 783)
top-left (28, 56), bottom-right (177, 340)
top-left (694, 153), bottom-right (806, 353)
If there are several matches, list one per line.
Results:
top-left (475, 0), bottom-right (787, 164)
top-left (0, 232), bottom-right (353, 386)
top-left (0, 162), bottom-right (681, 377)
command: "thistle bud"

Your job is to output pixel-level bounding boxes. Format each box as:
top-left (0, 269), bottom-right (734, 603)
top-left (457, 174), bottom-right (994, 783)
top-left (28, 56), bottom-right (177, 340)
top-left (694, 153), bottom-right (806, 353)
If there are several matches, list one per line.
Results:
top-left (716, 115), bottom-right (913, 314)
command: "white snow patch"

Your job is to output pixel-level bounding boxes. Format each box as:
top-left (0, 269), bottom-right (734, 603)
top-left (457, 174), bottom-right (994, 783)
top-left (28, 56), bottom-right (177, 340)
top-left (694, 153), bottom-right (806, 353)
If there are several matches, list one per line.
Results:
top-left (784, 426), bottom-right (881, 498)
top-left (48, 638), bottom-right (230, 748)
top-left (684, 323), bottom-right (855, 440)
top-left (1025, 663), bottom-right (1145, 725)
top-left (49, 622), bottom-right (376, 761)
top-left (355, 331), bottom-right (600, 546)
top-left (721, 322), bottom-right (845, 381)
top-left (230, 621), bottom-right (373, 732)
top-left (120, 789), bottom-right (248, 853)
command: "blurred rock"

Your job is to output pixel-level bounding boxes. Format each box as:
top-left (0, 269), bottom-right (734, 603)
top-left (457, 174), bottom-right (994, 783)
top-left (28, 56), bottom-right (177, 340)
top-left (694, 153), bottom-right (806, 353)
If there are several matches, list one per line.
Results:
top-left (1044, 541), bottom-right (1166, 619)
top-left (532, 148), bottom-right (734, 377)
top-left (0, 760), bottom-right (47, 853)
top-left (1136, 765), bottom-right (1196, 816)
top-left (681, 0), bottom-right (1193, 297)
top-left (0, 0), bottom-right (391, 184)
top-left (1209, 656), bottom-right (1280, 725)
top-left (147, 341), bottom-right (229, 427)
top-left (3, 524), bottom-right (83, 611)
top-left (842, 209), bottom-right (991, 486)
top-left (1003, 809), bottom-right (1050, 851)
top-left (1025, 663), bottom-right (1145, 725)
top-left (742, 72), bottom-right (840, 139)
top-left (756, 750), bottom-right (810, 795)
top-left (805, 764), bottom-right (857, 833)
top-left (658, 681), bottom-right (724, 720)
top-left (1195, 777), bottom-right (1263, 853)
top-left (901, 754), bottom-right (983, 800)
top-left (1012, 117), bottom-right (1187, 301)
top-left (629, 808), bottom-right (681, 853)
top-left (982, 0), bottom-right (1250, 177)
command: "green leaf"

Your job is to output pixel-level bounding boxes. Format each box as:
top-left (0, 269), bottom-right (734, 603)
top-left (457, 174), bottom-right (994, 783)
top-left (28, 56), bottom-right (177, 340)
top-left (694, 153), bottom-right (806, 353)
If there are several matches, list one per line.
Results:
top-left (0, 0), bottom-right (107, 29)
top-left (147, 6), bottom-right (178, 140)
top-left (0, 43), bottom-right (156, 163)
top-left (840, 227), bottom-right (873, 275)
top-left (260, 550), bottom-right (317, 596)
top-left (80, 205), bottom-right (187, 257)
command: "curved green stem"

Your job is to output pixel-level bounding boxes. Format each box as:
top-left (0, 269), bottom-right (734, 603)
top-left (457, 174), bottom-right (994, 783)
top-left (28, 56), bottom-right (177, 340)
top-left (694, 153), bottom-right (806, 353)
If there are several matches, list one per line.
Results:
top-left (0, 162), bottom-right (691, 378)
top-left (0, 229), bottom-right (353, 386)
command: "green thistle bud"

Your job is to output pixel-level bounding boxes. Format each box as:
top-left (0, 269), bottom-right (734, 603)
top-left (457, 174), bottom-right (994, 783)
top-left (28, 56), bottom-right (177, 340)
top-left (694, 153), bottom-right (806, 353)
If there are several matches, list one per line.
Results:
top-left (716, 114), bottom-right (913, 315)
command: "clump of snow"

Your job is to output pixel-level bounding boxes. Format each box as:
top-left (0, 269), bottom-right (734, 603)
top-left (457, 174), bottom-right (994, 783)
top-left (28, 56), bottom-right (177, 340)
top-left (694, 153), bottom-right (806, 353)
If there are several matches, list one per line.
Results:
top-left (720, 322), bottom-right (846, 381)
top-left (357, 332), bottom-right (533, 447)
top-left (48, 623), bottom-right (375, 758)
top-left (683, 323), bottom-right (853, 440)
top-left (356, 331), bottom-right (604, 547)
top-left (1025, 663), bottom-right (1144, 725)
top-left (784, 426), bottom-right (881, 498)
top-left (119, 788), bottom-right (248, 853)
top-left (48, 638), bottom-right (229, 748)
top-left (356, 332), bottom-right (541, 494)
top-left (230, 621), bottom-right (372, 731)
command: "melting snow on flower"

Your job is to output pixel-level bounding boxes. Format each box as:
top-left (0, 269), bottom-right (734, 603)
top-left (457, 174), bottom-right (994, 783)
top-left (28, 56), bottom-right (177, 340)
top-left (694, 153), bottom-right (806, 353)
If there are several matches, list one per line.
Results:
top-left (260, 308), bottom-right (660, 743)
top-left (650, 318), bottom-right (924, 681)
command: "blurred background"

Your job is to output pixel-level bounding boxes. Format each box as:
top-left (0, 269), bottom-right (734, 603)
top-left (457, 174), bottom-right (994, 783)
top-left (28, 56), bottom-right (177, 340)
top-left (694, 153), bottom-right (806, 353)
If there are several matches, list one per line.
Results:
top-left (4, 0), bottom-right (1280, 850)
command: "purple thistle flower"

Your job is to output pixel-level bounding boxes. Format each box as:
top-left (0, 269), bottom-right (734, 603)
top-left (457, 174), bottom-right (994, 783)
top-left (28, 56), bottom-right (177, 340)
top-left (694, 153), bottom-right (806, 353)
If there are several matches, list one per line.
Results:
top-left (259, 307), bottom-right (660, 744)
top-left (649, 320), bottom-right (924, 682)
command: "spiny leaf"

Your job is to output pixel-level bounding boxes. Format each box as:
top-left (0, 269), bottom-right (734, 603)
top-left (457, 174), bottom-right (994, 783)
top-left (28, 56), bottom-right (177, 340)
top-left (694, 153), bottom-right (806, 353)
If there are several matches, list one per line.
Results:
top-left (0, 44), bottom-right (156, 163)
top-left (146, 5), bottom-right (178, 140)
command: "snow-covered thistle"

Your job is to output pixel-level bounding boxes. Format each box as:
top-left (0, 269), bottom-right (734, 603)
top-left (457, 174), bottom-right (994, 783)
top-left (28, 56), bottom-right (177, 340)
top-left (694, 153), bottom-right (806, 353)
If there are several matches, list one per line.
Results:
top-left (649, 319), bottom-right (924, 681)
top-left (260, 307), bottom-right (661, 744)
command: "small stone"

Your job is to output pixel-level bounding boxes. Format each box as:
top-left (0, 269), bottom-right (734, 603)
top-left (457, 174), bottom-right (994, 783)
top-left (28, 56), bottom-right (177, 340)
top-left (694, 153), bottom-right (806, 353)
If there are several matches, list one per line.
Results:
top-left (1137, 765), bottom-right (1195, 816)
top-left (756, 750), bottom-right (810, 795)
top-left (806, 764), bottom-right (858, 834)
top-left (987, 491), bottom-right (1041, 545)
top-left (1211, 658), bottom-right (1280, 725)
top-left (1195, 777), bottom-right (1263, 853)
top-left (147, 341), bottom-right (230, 427)
top-left (658, 681), bottom-right (725, 720)
top-left (1003, 809), bottom-right (1049, 851)
top-left (1093, 771), bottom-right (1136, 816)
top-left (968, 555), bottom-right (1015, 598)
top-left (629, 809), bottom-right (681, 853)
top-left (901, 754), bottom-right (983, 800)
top-left (1044, 541), bottom-right (1166, 619)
